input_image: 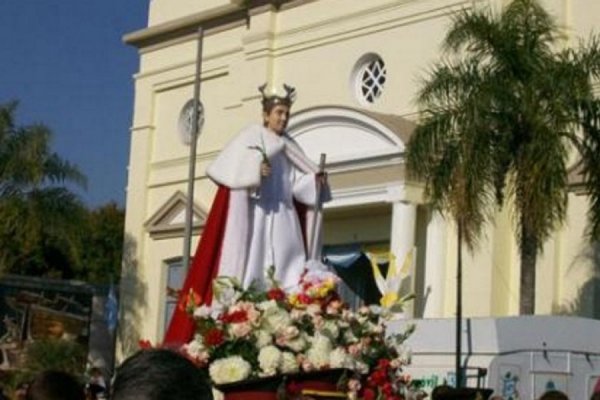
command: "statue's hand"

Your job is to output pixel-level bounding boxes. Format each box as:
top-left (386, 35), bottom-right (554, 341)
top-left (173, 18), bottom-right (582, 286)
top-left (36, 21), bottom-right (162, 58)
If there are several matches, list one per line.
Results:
top-left (317, 171), bottom-right (328, 186)
top-left (261, 162), bottom-right (272, 177)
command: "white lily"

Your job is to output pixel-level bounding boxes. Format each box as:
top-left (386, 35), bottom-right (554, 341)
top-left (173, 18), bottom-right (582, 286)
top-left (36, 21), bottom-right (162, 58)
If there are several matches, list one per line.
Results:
top-left (367, 248), bottom-right (415, 312)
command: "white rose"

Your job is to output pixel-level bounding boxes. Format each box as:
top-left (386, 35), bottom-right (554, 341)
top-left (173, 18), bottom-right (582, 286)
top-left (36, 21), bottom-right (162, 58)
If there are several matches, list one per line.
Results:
top-left (254, 329), bottom-right (273, 347)
top-left (229, 322), bottom-right (253, 338)
top-left (319, 320), bottom-right (340, 340)
top-left (355, 361), bottom-right (369, 374)
top-left (261, 305), bottom-right (291, 333)
top-left (344, 329), bottom-right (358, 343)
top-left (290, 309), bottom-right (305, 321)
top-left (183, 338), bottom-right (209, 364)
top-left (306, 304), bottom-right (322, 316)
top-left (329, 347), bottom-right (353, 369)
top-left (285, 334), bottom-right (307, 352)
top-left (395, 344), bottom-right (412, 365)
top-left (281, 352), bottom-right (299, 374)
top-left (258, 345), bottom-right (282, 376)
top-left (193, 305), bottom-right (212, 319)
top-left (257, 299), bottom-right (277, 311)
top-left (306, 334), bottom-right (332, 369)
top-left (209, 356), bottom-right (252, 384)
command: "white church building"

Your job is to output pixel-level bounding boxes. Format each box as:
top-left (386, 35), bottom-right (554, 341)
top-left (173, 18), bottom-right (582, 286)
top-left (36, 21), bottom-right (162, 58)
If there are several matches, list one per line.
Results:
top-left (120, 1), bottom-right (600, 398)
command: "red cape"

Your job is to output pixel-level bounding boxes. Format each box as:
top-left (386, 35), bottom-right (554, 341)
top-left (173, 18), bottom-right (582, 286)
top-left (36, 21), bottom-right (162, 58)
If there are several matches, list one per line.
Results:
top-left (163, 185), bottom-right (230, 346)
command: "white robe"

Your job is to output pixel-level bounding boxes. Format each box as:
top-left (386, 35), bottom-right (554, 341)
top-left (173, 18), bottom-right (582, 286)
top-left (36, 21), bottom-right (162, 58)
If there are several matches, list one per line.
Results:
top-left (206, 124), bottom-right (329, 290)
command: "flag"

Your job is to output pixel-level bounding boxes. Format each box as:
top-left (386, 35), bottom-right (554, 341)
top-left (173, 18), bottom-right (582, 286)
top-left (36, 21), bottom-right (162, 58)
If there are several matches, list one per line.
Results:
top-left (105, 283), bottom-right (119, 333)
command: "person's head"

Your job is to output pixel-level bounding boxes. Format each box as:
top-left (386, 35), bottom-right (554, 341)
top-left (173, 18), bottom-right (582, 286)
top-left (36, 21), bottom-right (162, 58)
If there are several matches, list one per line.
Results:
top-left (111, 349), bottom-right (212, 400)
top-left (259, 83), bottom-right (295, 135)
top-left (539, 390), bottom-right (569, 400)
top-left (26, 370), bottom-right (85, 400)
top-left (263, 104), bottom-right (290, 135)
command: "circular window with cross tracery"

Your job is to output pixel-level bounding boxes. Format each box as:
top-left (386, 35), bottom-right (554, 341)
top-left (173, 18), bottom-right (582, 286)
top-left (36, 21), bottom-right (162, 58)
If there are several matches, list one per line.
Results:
top-left (352, 54), bottom-right (387, 105)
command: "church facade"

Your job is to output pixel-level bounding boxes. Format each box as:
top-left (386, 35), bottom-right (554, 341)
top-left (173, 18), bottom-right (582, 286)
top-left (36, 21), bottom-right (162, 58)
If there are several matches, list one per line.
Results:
top-left (120, 0), bottom-right (600, 356)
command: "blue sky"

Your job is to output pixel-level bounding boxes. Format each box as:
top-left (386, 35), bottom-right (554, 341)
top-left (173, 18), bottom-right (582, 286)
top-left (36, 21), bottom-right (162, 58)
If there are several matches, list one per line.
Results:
top-left (0, 1), bottom-right (148, 207)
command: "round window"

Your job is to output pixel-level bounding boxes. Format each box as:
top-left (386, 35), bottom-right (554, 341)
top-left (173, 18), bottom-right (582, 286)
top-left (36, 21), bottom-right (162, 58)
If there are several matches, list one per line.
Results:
top-left (352, 54), bottom-right (387, 105)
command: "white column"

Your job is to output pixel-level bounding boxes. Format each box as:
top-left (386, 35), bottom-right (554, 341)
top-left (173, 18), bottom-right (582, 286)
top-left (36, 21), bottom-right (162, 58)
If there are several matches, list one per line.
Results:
top-left (390, 200), bottom-right (417, 266)
top-left (390, 201), bottom-right (417, 317)
top-left (423, 211), bottom-right (447, 317)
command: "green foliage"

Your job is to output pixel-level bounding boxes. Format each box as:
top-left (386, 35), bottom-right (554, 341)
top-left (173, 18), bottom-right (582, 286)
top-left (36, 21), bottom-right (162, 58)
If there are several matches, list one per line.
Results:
top-left (23, 338), bottom-right (87, 376)
top-left (0, 101), bottom-right (88, 278)
top-left (79, 202), bottom-right (125, 284)
top-left (406, 0), bottom-right (600, 313)
top-left (0, 102), bottom-right (125, 284)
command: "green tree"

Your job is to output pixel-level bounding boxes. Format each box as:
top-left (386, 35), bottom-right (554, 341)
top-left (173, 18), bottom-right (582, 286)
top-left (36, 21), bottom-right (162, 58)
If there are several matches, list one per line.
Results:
top-left (78, 202), bottom-right (125, 284)
top-left (0, 101), bottom-right (87, 278)
top-left (406, 0), bottom-right (600, 314)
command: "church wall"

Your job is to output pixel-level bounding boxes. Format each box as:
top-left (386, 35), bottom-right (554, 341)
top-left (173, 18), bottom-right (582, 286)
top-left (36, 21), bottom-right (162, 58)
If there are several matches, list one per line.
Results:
top-left (490, 205), bottom-right (518, 316)
top-left (557, 193), bottom-right (599, 318)
top-left (148, 0), bottom-right (231, 26)
top-left (324, 209), bottom-right (391, 246)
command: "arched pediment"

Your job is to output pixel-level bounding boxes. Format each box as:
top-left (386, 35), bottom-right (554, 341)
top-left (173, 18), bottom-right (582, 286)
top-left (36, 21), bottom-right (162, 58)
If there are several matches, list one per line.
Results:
top-left (287, 105), bottom-right (415, 165)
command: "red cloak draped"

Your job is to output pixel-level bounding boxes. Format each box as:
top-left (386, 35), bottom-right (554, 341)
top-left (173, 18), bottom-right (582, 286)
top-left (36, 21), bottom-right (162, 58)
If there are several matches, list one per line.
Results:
top-left (163, 185), bottom-right (230, 346)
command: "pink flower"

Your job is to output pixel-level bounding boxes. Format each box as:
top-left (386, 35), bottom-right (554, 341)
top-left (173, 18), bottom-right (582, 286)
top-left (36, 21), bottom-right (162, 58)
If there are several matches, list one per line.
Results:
top-left (275, 326), bottom-right (300, 346)
top-left (229, 322), bottom-right (253, 338)
top-left (301, 360), bottom-right (314, 372)
top-left (348, 378), bottom-right (362, 392)
top-left (326, 300), bottom-right (342, 315)
top-left (348, 343), bottom-right (362, 357)
top-left (225, 301), bottom-right (260, 324)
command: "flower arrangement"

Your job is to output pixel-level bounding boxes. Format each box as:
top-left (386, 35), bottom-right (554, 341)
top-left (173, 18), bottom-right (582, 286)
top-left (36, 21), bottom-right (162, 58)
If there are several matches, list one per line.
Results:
top-left (181, 267), bottom-right (415, 399)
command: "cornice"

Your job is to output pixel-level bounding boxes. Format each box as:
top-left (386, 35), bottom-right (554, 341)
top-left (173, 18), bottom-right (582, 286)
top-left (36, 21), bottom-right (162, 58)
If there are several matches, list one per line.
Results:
top-left (123, 1), bottom-right (302, 49)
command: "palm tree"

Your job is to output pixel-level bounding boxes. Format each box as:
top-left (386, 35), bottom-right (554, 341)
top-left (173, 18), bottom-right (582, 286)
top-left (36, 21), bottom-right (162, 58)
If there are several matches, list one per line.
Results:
top-left (0, 101), bottom-right (88, 277)
top-left (406, 0), bottom-right (600, 315)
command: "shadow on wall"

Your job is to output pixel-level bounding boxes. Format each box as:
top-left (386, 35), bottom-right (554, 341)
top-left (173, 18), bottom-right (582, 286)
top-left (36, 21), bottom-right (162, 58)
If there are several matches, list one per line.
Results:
top-left (553, 241), bottom-right (600, 319)
top-left (117, 233), bottom-right (147, 358)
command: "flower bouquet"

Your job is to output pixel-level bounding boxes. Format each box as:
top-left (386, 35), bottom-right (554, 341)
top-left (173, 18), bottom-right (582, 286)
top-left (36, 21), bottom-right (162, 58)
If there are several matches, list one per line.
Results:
top-left (181, 267), bottom-right (415, 399)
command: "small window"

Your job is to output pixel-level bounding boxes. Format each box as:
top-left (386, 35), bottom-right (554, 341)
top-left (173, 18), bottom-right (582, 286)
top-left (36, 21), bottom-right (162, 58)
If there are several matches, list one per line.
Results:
top-left (163, 258), bottom-right (186, 335)
top-left (352, 54), bottom-right (387, 106)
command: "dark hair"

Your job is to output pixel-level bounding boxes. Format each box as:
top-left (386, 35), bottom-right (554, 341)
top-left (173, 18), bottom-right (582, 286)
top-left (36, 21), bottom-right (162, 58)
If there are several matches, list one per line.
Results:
top-left (111, 349), bottom-right (212, 400)
top-left (262, 96), bottom-right (292, 114)
top-left (540, 390), bottom-right (569, 400)
top-left (26, 370), bottom-right (85, 400)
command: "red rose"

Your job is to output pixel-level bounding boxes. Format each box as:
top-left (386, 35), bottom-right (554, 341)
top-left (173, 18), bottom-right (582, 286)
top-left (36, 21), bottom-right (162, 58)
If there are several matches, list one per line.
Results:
top-left (363, 388), bottom-right (376, 400)
top-left (267, 288), bottom-right (286, 301)
top-left (370, 370), bottom-right (388, 386)
top-left (204, 328), bottom-right (225, 346)
top-left (220, 310), bottom-right (248, 323)
top-left (378, 358), bottom-right (391, 370)
top-left (298, 293), bottom-right (312, 304)
top-left (382, 382), bottom-right (393, 396)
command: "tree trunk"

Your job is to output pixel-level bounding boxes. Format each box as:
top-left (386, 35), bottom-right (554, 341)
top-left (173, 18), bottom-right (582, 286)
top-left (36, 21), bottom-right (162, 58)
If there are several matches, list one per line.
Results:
top-left (455, 222), bottom-right (463, 388)
top-left (519, 221), bottom-right (538, 315)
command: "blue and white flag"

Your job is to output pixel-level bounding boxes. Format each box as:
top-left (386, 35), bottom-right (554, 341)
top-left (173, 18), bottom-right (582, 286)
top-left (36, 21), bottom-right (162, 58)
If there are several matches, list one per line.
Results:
top-left (105, 283), bottom-right (119, 333)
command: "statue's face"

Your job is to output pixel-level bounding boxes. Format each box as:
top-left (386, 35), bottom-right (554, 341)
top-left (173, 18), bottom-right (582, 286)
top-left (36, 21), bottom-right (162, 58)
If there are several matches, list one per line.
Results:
top-left (263, 104), bottom-right (290, 135)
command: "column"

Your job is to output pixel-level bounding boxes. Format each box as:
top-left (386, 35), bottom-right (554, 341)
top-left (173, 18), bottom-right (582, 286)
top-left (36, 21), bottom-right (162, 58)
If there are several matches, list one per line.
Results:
top-left (390, 200), bottom-right (417, 316)
top-left (423, 211), bottom-right (447, 318)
